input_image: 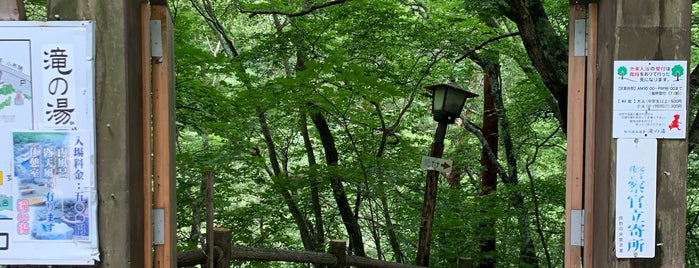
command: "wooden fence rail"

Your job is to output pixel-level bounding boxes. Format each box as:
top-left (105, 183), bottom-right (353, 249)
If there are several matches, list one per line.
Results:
top-left (177, 234), bottom-right (424, 268)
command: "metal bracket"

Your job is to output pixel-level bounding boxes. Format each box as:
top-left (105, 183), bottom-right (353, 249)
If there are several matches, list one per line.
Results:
top-left (571, 209), bottom-right (584, 246)
top-left (573, 19), bottom-right (588, 57)
top-left (153, 208), bottom-right (165, 245)
top-left (149, 20), bottom-right (163, 58)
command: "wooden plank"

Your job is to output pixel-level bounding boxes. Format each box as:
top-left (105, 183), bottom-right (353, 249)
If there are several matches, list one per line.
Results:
top-left (151, 4), bottom-right (176, 268)
top-left (46, 0), bottom-right (148, 267)
top-left (583, 2), bottom-right (598, 265)
top-left (564, 4), bottom-right (587, 268)
top-left (590, 0), bottom-right (615, 266)
top-left (141, 3), bottom-right (154, 267)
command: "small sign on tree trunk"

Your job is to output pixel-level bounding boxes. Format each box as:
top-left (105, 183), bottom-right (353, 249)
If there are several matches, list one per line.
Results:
top-left (421, 156), bottom-right (453, 173)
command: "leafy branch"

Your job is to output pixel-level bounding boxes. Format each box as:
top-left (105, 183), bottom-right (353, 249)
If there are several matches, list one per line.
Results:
top-left (454, 32), bottom-right (520, 63)
top-left (237, 0), bottom-right (349, 18)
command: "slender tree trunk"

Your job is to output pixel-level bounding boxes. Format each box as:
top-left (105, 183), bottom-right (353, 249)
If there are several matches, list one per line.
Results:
top-left (477, 66), bottom-right (499, 268)
top-left (375, 103), bottom-right (405, 263)
top-left (525, 129), bottom-right (558, 268)
top-left (310, 111), bottom-right (366, 256)
top-left (482, 62), bottom-right (538, 267)
top-left (205, 170), bottom-right (215, 268)
top-left (257, 108), bottom-right (315, 251)
top-left (190, 184), bottom-right (203, 246)
top-left (300, 111), bottom-right (326, 252)
top-left (368, 206), bottom-right (384, 261)
top-left (380, 191), bottom-right (404, 263)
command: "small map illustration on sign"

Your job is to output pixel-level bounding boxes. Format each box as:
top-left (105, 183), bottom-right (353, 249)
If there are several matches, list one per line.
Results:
top-left (0, 41), bottom-right (32, 118)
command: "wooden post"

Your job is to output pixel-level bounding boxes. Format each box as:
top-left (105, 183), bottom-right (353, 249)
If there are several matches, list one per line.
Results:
top-left (592, 0), bottom-right (689, 267)
top-left (583, 2), bottom-right (598, 265)
top-left (141, 3), bottom-right (154, 267)
top-left (213, 228), bottom-right (232, 268)
top-left (329, 240), bottom-right (347, 268)
top-left (416, 122), bottom-right (447, 267)
top-left (151, 4), bottom-right (177, 268)
top-left (564, 3), bottom-right (586, 268)
top-left (46, 1), bottom-right (148, 267)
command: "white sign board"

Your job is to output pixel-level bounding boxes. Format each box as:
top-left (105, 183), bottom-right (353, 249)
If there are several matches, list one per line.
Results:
top-left (613, 61), bottom-right (687, 139)
top-left (421, 156), bottom-right (453, 173)
top-left (0, 21), bottom-right (98, 265)
top-left (615, 138), bottom-right (657, 258)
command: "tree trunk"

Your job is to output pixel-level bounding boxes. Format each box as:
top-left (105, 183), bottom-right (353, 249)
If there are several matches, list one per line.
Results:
top-left (310, 111), bottom-right (366, 256)
top-left (482, 61), bottom-right (538, 267)
top-left (381, 190), bottom-right (404, 263)
top-left (300, 111), bottom-right (326, 252)
top-left (503, 0), bottom-right (568, 132)
top-left (257, 108), bottom-right (315, 251)
top-left (477, 63), bottom-right (499, 268)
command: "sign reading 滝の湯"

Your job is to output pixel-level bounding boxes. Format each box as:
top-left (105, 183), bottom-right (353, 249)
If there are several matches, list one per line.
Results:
top-left (613, 61), bottom-right (687, 139)
top-left (0, 21), bottom-right (98, 265)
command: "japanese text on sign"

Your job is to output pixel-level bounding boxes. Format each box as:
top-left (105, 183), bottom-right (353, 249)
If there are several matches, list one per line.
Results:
top-left (42, 45), bottom-right (76, 127)
top-left (613, 61), bottom-right (687, 139)
top-left (0, 21), bottom-right (97, 265)
top-left (615, 138), bottom-right (657, 258)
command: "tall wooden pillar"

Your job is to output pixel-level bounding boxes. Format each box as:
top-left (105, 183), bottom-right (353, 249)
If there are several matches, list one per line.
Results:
top-left (565, 3), bottom-right (587, 267)
top-left (47, 1), bottom-right (148, 267)
top-left (592, 0), bottom-right (689, 267)
top-left (151, 4), bottom-right (177, 268)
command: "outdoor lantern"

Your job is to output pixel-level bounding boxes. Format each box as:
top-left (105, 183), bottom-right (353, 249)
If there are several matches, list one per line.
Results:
top-left (426, 82), bottom-right (478, 124)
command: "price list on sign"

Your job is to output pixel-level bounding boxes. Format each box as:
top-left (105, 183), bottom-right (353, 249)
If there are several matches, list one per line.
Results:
top-left (613, 61), bottom-right (687, 139)
top-left (615, 138), bottom-right (657, 258)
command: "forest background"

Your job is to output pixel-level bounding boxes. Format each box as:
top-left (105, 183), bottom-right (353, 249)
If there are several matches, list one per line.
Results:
top-left (24, 0), bottom-right (699, 267)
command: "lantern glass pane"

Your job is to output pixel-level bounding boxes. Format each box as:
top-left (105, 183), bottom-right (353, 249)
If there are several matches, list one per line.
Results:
top-left (432, 87), bottom-right (446, 112)
top-left (444, 89), bottom-right (467, 115)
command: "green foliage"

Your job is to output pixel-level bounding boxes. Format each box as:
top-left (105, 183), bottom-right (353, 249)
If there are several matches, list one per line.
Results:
top-left (23, 0), bottom-right (46, 20)
top-left (170, 0), bottom-right (622, 267)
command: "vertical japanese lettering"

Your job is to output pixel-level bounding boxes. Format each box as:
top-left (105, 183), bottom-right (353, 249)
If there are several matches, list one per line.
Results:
top-left (42, 45), bottom-right (76, 127)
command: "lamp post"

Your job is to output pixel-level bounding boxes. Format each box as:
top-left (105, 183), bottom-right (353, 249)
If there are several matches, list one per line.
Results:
top-left (416, 82), bottom-right (478, 266)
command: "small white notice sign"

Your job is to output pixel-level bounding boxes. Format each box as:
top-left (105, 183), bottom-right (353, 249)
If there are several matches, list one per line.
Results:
top-left (420, 156), bottom-right (452, 173)
top-left (613, 61), bottom-right (687, 139)
top-left (615, 138), bottom-right (657, 258)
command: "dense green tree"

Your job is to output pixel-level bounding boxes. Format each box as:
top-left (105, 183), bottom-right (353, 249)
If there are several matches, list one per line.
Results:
top-left (168, 0), bottom-right (699, 267)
